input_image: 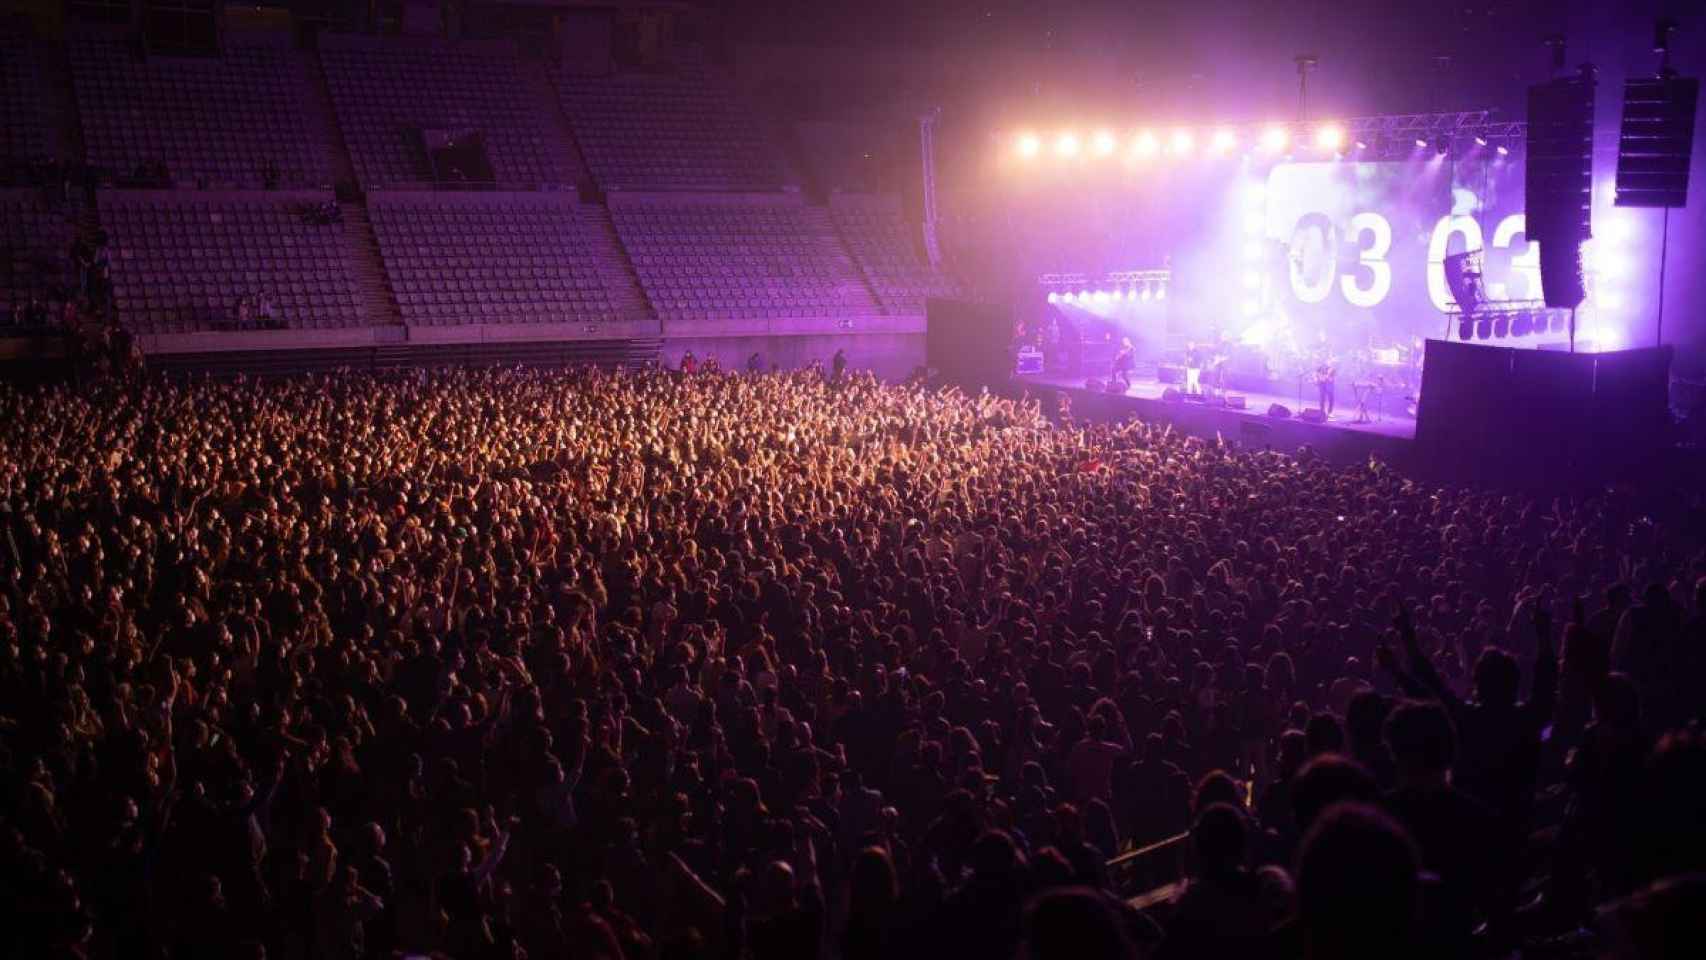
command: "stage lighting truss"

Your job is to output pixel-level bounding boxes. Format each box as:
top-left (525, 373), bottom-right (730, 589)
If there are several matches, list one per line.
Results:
top-left (1003, 112), bottom-right (1524, 165)
top-left (1039, 270), bottom-right (1171, 304)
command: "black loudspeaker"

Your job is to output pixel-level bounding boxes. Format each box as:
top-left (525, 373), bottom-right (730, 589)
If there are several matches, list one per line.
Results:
top-left (1616, 75), bottom-right (1699, 208)
top-left (1267, 403), bottom-right (1291, 419)
top-left (1085, 378), bottom-right (1105, 393)
top-left (1225, 395), bottom-right (1246, 410)
top-left (1538, 236), bottom-right (1586, 310)
top-left (1299, 408), bottom-right (1326, 424)
top-left (1161, 387), bottom-right (1182, 402)
top-left (1527, 70), bottom-right (1595, 247)
top-left (1107, 379), bottom-right (1129, 394)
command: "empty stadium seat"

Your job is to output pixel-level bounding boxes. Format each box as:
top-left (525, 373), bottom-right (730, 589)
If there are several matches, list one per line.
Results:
top-left (610, 197), bottom-right (873, 323)
top-left (368, 191), bottom-right (613, 327)
top-left (101, 191), bottom-right (362, 333)
top-left (0, 33), bottom-right (53, 166)
top-left (69, 34), bottom-right (329, 187)
top-left (0, 191), bottom-right (76, 318)
top-left (831, 195), bottom-right (956, 316)
top-left (558, 64), bottom-right (788, 192)
top-left (319, 37), bottom-right (568, 188)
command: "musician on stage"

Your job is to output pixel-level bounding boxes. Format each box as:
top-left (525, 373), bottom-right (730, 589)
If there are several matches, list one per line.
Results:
top-left (1314, 356), bottom-right (1337, 418)
top-left (1184, 341), bottom-right (1204, 396)
top-left (1111, 338), bottom-right (1135, 391)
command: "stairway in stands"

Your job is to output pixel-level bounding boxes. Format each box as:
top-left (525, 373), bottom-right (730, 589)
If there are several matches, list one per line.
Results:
top-left (800, 206), bottom-right (882, 317)
top-left (522, 59), bottom-right (591, 192)
top-left (581, 204), bottom-right (657, 330)
top-left (339, 203), bottom-right (402, 328)
top-left (298, 49), bottom-right (400, 328)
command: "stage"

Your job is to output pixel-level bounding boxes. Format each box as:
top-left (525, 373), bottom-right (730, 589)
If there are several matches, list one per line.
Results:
top-left (1013, 370), bottom-right (1417, 462)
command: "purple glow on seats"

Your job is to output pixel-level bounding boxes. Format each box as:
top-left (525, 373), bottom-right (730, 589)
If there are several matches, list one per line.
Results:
top-left (369, 191), bottom-right (614, 326)
top-left (0, 191), bottom-right (76, 314)
top-left (830, 195), bottom-right (957, 316)
top-left (320, 37), bottom-right (569, 188)
top-left (101, 191), bottom-right (361, 333)
top-left (558, 60), bottom-right (788, 192)
top-left (610, 196), bottom-right (876, 323)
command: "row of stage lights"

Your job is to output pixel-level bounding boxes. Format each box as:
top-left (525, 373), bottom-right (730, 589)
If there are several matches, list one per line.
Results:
top-left (1046, 281), bottom-right (1168, 304)
top-left (1011, 125), bottom-right (1512, 161)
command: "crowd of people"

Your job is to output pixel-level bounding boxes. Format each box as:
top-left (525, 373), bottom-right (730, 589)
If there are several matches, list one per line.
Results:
top-left (1, 364), bottom-right (1704, 960)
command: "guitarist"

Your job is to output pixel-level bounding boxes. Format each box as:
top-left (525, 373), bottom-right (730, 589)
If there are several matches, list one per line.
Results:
top-left (1313, 355), bottom-right (1338, 418)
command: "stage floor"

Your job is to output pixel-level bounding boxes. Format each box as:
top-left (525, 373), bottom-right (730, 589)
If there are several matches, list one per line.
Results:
top-left (1013, 370), bottom-right (1418, 461)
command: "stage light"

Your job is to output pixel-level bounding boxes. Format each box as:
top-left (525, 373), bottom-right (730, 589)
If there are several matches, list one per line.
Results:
top-left (1055, 133), bottom-right (1081, 157)
top-left (1156, 283), bottom-right (1167, 301)
top-left (1496, 145), bottom-right (1509, 156)
top-left (1092, 130), bottom-right (1117, 156)
top-left (1315, 124), bottom-right (1345, 151)
top-left (1170, 129), bottom-right (1195, 155)
top-left (1242, 271), bottom-right (1262, 289)
top-left (1598, 254), bottom-right (1631, 280)
top-left (1140, 284), bottom-right (1153, 302)
top-left (1244, 212), bottom-right (1265, 234)
top-left (1354, 141), bottom-right (1368, 151)
top-left (1261, 126), bottom-right (1289, 152)
top-left (1602, 219), bottom-right (1634, 243)
top-left (1242, 299), bottom-right (1260, 317)
top-left (1212, 128), bottom-right (1237, 152)
top-left (1093, 290), bottom-right (1110, 303)
top-left (1242, 240), bottom-right (1262, 260)
top-left (1046, 292), bottom-right (1060, 304)
top-left (1132, 130), bottom-right (1160, 157)
top-left (1113, 288), bottom-right (1126, 301)
top-left (1474, 136), bottom-right (1489, 147)
top-left (1414, 138), bottom-right (1429, 148)
top-left (1076, 290), bottom-right (1089, 303)
top-left (1597, 290), bottom-right (1623, 311)
top-left (1016, 133), bottom-right (1041, 158)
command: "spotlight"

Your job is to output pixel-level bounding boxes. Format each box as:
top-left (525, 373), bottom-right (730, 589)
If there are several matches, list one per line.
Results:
top-left (1496, 145), bottom-right (1509, 155)
top-left (1474, 136), bottom-right (1489, 147)
top-left (1242, 182), bottom-right (1266, 207)
top-left (1076, 290), bottom-right (1089, 303)
top-left (1113, 288), bottom-right (1126, 301)
top-left (1242, 299), bottom-right (1260, 317)
top-left (1055, 133), bottom-right (1081, 157)
top-left (1597, 291), bottom-right (1622, 311)
top-left (1261, 126), bottom-right (1289, 152)
top-left (1242, 240), bottom-right (1262, 260)
top-left (1093, 290), bottom-right (1110, 304)
top-left (1170, 129), bottom-right (1195, 155)
top-left (1016, 133), bottom-right (1041, 158)
top-left (1156, 283), bottom-right (1167, 301)
top-left (1242, 272), bottom-right (1262, 289)
top-left (1354, 140), bottom-right (1368, 151)
top-left (1133, 130), bottom-right (1159, 157)
top-left (1414, 138), bottom-right (1429, 148)
top-left (1244, 212), bottom-right (1265, 234)
top-left (1315, 124), bottom-right (1345, 151)
top-left (1140, 284), bottom-right (1153, 302)
top-left (1212, 128), bottom-right (1237, 152)
top-left (1092, 130), bottom-right (1117, 156)
top-left (1046, 291), bottom-right (1059, 304)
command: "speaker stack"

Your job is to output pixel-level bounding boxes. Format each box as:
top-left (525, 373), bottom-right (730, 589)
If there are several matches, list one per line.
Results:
top-left (1526, 66), bottom-right (1596, 310)
top-left (1616, 23), bottom-right (1699, 209)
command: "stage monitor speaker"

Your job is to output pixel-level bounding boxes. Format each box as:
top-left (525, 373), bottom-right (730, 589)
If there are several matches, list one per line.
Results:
top-left (1526, 69), bottom-right (1596, 246)
top-left (1538, 235), bottom-right (1586, 309)
top-left (1161, 387), bottom-right (1182, 402)
top-left (1616, 74), bottom-right (1699, 208)
top-left (1267, 403), bottom-right (1292, 419)
top-left (1225, 395), bottom-right (1247, 410)
top-left (1107, 379), bottom-right (1129, 394)
top-left (1298, 408), bottom-right (1326, 424)
top-left (1084, 377), bottom-right (1105, 393)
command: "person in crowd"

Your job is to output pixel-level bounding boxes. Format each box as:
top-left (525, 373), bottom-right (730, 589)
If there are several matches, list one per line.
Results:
top-left (0, 365), bottom-right (1702, 960)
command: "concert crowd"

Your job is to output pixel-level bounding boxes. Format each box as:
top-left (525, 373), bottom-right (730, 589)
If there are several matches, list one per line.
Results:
top-left (1, 366), bottom-right (1704, 960)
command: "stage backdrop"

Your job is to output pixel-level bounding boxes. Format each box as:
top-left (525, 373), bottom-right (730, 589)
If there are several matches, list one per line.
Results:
top-left (1222, 155), bottom-right (1533, 359)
